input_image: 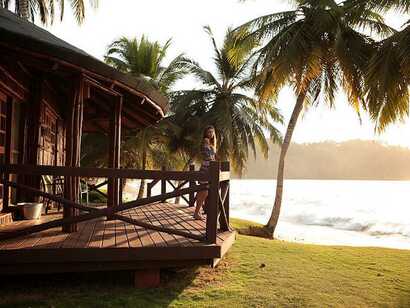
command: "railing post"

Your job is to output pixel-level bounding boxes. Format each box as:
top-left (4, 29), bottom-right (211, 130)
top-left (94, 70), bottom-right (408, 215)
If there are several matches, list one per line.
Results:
top-left (147, 181), bottom-right (152, 198)
top-left (206, 161), bottom-right (220, 244)
top-left (1, 169), bottom-right (9, 213)
top-left (2, 171), bottom-right (9, 214)
top-left (188, 164), bottom-right (195, 207)
top-left (119, 178), bottom-right (123, 206)
top-left (219, 161), bottom-right (230, 231)
top-left (161, 166), bottom-right (166, 202)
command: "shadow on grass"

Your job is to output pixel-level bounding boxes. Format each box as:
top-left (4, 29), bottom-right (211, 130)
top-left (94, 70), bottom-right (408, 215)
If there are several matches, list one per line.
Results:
top-left (0, 267), bottom-right (203, 307)
top-left (236, 225), bottom-right (273, 239)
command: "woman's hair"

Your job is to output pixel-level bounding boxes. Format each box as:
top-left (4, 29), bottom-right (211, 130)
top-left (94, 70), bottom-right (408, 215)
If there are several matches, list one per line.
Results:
top-left (202, 125), bottom-right (217, 151)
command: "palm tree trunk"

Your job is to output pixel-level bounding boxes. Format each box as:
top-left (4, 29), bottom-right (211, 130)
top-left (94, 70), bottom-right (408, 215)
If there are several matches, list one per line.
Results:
top-left (265, 89), bottom-right (308, 237)
top-left (137, 148), bottom-right (147, 199)
top-left (18, 0), bottom-right (29, 19)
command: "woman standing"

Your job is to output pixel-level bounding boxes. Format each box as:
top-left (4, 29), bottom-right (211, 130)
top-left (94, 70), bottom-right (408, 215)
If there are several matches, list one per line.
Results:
top-left (193, 126), bottom-right (217, 220)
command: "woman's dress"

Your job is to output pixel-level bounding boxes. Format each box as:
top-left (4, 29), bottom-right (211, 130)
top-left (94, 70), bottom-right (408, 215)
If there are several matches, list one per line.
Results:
top-left (199, 143), bottom-right (216, 183)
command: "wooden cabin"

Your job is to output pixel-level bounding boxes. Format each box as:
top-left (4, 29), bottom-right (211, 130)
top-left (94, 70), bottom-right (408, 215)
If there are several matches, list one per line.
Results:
top-left (0, 9), bottom-right (234, 287)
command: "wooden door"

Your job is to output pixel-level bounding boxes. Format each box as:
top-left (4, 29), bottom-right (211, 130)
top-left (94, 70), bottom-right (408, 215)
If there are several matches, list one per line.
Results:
top-left (38, 103), bottom-right (65, 166)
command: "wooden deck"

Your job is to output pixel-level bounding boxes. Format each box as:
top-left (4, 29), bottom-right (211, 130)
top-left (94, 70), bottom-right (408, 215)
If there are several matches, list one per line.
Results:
top-left (0, 202), bottom-right (235, 275)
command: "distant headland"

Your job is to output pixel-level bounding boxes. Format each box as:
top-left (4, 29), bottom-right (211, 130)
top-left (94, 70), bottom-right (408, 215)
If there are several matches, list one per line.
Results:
top-left (239, 140), bottom-right (410, 180)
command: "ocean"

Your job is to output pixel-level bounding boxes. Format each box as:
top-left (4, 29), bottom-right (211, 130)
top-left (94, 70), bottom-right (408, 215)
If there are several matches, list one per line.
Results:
top-left (126, 179), bottom-right (410, 249)
top-left (230, 179), bottom-right (410, 249)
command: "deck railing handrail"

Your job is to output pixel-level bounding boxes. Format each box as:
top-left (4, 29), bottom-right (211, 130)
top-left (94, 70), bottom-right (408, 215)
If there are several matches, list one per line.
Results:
top-left (0, 161), bottom-right (230, 244)
top-left (0, 164), bottom-right (211, 181)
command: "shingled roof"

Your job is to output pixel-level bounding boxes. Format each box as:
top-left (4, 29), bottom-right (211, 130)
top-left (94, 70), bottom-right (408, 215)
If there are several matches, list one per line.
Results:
top-left (0, 8), bottom-right (169, 115)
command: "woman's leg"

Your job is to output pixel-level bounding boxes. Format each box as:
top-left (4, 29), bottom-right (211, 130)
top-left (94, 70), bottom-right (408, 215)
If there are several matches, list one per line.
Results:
top-left (194, 190), bottom-right (208, 219)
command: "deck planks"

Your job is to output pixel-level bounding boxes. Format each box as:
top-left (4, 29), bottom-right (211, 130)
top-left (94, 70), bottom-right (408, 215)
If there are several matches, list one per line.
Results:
top-left (0, 202), bottom-right (235, 267)
top-left (88, 219), bottom-right (105, 248)
top-left (0, 202), bottom-right (235, 275)
top-left (0, 203), bottom-right (214, 250)
top-left (102, 219), bottom-right (116, 248)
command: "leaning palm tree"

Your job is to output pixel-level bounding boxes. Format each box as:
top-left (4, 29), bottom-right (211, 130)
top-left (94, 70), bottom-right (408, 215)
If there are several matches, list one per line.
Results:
top-left (171, 26), bottom-right (283, 175)
top-left (1, 0), bottom-right (97, 24)
top-left (104, 36), bottom-right (190, 198)
top-left (236, 0), bottom-right (393, 237)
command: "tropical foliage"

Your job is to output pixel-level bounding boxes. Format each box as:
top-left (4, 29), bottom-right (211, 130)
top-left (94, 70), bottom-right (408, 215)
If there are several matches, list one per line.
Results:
top-left (105, 36), bottom-right (188, 95)
top-left (363, 2), bottom-right (410, 131)
top-left (347, 0), bottom-right (410, 13)
top-left (79, 0), bottom-right (410, 221)
top-left (171, 26), bottom-right (283, 174)
top-left (235, 0), bottom-right (393, 236)
top-left (0, 0), bottom-right (97, 24)
top-left (103, 36), bottom-right (191, 197)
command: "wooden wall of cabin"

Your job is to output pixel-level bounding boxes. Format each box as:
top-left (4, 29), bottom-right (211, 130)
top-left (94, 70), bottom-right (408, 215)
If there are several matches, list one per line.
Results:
top-left (0, 73), bottom-right (66, 210)
top-left (38, 101), bottom-right (65, 167)
top-left (0, 89), bottom-right (22, 210)
top-left (0, 91), bottom-right (6, 210)
top-left (19, 81), bottom-right (67, 205)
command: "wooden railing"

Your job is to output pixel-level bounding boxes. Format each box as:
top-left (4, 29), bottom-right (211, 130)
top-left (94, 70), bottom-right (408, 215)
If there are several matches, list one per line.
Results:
top-left (0, 161), bottom-right (230, 244)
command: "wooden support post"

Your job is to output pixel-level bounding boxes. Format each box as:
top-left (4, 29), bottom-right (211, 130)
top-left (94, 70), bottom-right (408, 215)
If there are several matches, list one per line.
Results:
top-left (119, 178), bottom-right (123, 206)
top-left (134, 269), bottom-right (160, 288)
top-left (15, 100), bottom-right (26, 203)
top-left (147, 182), bottom-right (151, 198)
top-left (2, 96), bottom-right (13, 212)
top-left (161, 166), bottom-right (166, 202)
top-left (188, 164), bottom-right (195, 207)
top-left (63, 77), bottom-right (84, 233)
top-left (206, 161), bottom-right (220, 244)
top-left (107, 96), bottom-right (122, 217)
top-left (23, 77), bottom-right (42, 202)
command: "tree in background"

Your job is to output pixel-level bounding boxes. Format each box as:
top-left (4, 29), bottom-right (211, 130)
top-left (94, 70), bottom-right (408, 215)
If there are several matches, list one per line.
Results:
top-left (347, 0), bottom-right (410, 13)
top-left (236, 0), bottom-right (393, 237)
top-left (0, 0), bottom-right (97, 24)
top-left (172, 26), bottom-right (283, 175)
top-left (363, 2), bottom-right (410, 131)
top-left (104, 36), bottom-right (190, 198)
top-left (105, 36), bottom-right (188, 95)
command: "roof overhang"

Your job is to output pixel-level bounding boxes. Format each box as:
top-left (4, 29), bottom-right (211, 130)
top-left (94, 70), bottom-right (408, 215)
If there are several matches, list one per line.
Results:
top-left (0, 8), bottom-right (169, 118)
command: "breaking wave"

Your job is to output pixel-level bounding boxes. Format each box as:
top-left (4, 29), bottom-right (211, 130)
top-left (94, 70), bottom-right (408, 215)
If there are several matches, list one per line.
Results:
top-left (230, 179), bottom-right (410, 249)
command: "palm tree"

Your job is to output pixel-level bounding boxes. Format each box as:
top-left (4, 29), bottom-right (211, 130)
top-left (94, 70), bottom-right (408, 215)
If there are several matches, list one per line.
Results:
top-left (236, 0), bottom-right (393, 237)
top-left (158, 112), bottom-right (205, 204)
top-left (105, 36), bottom-right (188, 95)
top-left (346, 0), bottom-right (410, 13)
top-left (104, 36), bottom-right (190, 198)
top-left (365, 25), bottom-right (410, 131)
top-left (362, 1), bottom-right (410, 131)
top-left (171, 26), bottom-right (283, 175)
top-left (1, 0), bottom-right (97, 24)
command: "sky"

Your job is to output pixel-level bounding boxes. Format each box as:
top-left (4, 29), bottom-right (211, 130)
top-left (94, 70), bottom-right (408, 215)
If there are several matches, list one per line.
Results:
top-left (40, 0), bottom-right (410, 148)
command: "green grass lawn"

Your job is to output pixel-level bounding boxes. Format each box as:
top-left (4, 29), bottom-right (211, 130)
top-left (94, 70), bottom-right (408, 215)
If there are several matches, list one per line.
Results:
top-left (1, 218), bottom-right (410, 307)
